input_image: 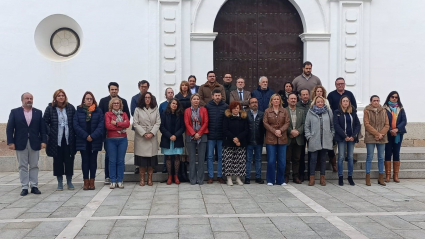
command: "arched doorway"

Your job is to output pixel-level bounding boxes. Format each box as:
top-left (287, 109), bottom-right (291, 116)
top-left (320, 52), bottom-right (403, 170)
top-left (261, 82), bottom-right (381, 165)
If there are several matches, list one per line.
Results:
top-left (213, 0), bottom-right (304, 92)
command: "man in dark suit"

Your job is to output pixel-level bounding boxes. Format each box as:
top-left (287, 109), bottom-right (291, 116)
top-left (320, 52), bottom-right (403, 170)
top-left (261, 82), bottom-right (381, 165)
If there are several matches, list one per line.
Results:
top-left (229, 77), bottom-right (251, 110)
top-left (7, 93), bottom-right (47, 196)
top-left (285, 92), bottom-right (305, 184)
top-left (99, 82), bottom-right (131, 184)
top-left (188, 75), bottom-right (199, 94)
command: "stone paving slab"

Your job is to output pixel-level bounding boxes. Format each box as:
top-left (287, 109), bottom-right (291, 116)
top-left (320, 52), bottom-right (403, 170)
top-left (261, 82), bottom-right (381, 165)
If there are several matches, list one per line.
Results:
top-left (0, 172), bottom-right (424, 238)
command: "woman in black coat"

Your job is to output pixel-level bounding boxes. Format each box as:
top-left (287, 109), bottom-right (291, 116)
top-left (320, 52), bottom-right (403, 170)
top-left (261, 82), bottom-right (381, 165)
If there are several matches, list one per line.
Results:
top-left (222, 101), bottom-right (249, 186)
top-left (160, 99), bottom-right (185, 185)
top-left (278, 82), bottom-right (296, 108)
top-left (73, 91), bottom-right (104, 190)
top-left (43, 89), bottom-right (76, 191)
top-left (334, 96), bottom-right (360, 186)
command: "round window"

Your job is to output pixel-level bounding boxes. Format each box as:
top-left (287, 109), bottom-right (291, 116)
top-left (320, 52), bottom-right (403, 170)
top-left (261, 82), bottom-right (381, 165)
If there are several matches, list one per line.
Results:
top-left (50, 28), bottom-right (80, 57)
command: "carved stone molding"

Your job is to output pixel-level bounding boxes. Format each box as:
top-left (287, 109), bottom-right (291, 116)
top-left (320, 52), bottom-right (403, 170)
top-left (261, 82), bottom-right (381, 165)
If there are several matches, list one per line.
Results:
top-left (190, 32), bottom-right (218, 41)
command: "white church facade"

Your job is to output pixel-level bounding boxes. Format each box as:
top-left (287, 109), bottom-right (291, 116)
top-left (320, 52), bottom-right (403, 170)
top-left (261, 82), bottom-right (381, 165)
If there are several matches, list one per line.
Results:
top-left (0, 0), bottom-right (424, 143)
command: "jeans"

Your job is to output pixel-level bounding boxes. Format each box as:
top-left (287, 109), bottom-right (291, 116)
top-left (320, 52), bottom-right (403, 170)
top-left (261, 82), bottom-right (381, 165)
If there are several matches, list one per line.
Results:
top-left (337, 141), bottom-right (355, 177)
top-left (310, 150), bottom-right (327, 175)
top-left (106, 137), bottom-right (128, 183)
top-left (246, 145), bottom-right (262, 179)
top-left (81, 150), bottom-right (98, 179)
top-left (385, 134), bottom-right (403, 161)
top-left (207, 140), bottom-right (223, 178)
top-left (366, 143), bottom-right (385, 174)
top-left (103, 140), bottom-right (109, 179)
top-left (266, 144), bottom-right (287, 185)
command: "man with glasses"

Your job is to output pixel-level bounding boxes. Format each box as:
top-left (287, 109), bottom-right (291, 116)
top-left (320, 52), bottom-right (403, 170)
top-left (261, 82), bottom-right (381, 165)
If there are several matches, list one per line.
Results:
top-left (99, 82), bottom-right (131, 184)
top-left (328, 77), bottom-right (357, 112)
top-left (222, 73), bottom-right (236, 105)
top-left (245, 97), bottom-right (265, 184)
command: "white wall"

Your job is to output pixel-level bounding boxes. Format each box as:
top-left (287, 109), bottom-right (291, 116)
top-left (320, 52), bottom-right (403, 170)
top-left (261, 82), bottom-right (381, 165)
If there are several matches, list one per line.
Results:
top-left (368, 0), bottom-right (424, 122)
top-left (0, 0), bottom-right (150, 122)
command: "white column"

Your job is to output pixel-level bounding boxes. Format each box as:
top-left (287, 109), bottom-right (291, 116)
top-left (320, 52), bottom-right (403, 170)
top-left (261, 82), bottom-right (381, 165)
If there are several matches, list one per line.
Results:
top-left (299, 33), bottom-right (332, 90)
top-left (190, 32), bottom-right (217, 84)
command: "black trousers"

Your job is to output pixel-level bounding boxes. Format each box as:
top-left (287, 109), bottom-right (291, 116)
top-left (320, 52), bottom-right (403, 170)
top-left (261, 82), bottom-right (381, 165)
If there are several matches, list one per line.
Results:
top-left (53, 135), bottom-right (74, 176)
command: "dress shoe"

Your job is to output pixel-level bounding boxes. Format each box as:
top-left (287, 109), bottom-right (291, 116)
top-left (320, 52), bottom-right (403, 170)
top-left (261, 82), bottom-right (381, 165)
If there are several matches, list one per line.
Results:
top-left (162, 168), bottom-right (167, 174)
top-left (217, 178), bottom-right (225, 184)
top-left (244, 178), bottom-right (251, 184)
top-left (20, 189), bottom-right (28, 196)
top-left (207, 178), bottom-right (213, 184)
top-left (31, 187), bottom-right (41, 194)
top-left (293, 178), bottom-right (302, 184)
top-left (134, 167), bottom-right (139, 174)
top-left (255, 178), bottom-right (264, 184)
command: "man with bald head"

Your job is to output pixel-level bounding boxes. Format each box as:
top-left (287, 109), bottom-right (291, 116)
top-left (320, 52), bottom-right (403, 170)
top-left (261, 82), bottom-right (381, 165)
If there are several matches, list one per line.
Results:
top-left (7, 93), bottom-right (47, 196)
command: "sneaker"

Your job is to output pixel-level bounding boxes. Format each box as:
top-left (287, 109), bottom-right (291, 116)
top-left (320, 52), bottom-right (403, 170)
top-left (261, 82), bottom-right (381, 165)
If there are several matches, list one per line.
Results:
top-left (118, 182), bottom-right (124, 189)
top-left (105, 178), bottom-right (110, 185)
top-left (20, 189), bottom-right (28, 196)
top-left (110, 183), bottom-right (116, 189)
top-left (281, 183), bottom-right (287, 186)
top-left (267, 183), bottom-right (273, 186)
top-left (31, 187), bottom-right (41, 194)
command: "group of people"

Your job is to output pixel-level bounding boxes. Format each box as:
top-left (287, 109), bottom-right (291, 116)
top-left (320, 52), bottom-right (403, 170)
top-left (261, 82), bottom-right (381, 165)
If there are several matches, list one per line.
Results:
top-left (6, 61), bottom-right (407, 196)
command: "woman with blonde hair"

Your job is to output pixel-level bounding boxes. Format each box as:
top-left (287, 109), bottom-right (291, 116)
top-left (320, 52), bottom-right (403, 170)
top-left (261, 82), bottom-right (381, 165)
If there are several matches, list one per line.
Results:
top-left (334, 96), bottom-right (360, 186)
top-left (305, 96), bottom-right (334, 186)
top-left (263, 93), bottom-right (290, 186)
top-left (43, 89), bottom-right (76, 191)
top-left (105, 98), bottom-right (130, 189)
top-left (310, 85), bottom-right (337, 172)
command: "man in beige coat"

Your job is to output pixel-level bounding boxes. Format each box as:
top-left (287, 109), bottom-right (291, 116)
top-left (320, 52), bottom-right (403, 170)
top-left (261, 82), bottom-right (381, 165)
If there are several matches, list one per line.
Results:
top-left (198, 71), bottom-right (226, 106)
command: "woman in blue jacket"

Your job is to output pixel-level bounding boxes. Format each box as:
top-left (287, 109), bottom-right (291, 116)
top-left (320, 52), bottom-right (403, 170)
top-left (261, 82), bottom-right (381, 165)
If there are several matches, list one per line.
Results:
top-left (383, 91), bottom-right (407, 183)
top-left (73, 91), bottom-right (104, 190)
top-left (334, 96), bottom-right (361, 186)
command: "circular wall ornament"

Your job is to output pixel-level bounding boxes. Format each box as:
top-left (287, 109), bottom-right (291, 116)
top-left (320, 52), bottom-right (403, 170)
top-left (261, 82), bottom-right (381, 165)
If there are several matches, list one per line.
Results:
top-left (50, 28), bottom-right (80, 57)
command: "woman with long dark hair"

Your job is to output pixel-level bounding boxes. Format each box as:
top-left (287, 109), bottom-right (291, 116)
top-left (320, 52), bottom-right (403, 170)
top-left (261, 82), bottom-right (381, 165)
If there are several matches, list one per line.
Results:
top-left (383, 91), bottom-right (407, 183)
top-left (334, 96), bottom-right (360, 186)
top-left (160, 98), bottom-right (185, 185)
top-left (278, 82), bottom-right (295, 108)
top-left (43, 89), bottom-right (76, 191)
top-left (73, 91), bottom-right (104, 190)
top-left (133, 92), bottom-right (161, 186)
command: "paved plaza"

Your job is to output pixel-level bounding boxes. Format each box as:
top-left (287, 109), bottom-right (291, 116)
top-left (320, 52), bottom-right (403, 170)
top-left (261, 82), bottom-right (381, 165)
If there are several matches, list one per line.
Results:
top-left (0, 170), bottom-right (424, 239)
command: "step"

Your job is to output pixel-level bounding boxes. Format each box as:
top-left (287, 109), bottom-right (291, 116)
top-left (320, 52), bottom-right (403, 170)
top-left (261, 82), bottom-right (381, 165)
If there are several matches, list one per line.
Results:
top-left (124, 169), bottom-right (425, 182)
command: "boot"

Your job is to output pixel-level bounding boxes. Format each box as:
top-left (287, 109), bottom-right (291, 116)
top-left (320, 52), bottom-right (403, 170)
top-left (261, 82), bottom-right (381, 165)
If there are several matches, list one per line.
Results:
top-left (378, 173), bottom-right (386, 186)
top-left (393, 161), bottom-right (400, 183)
top-left (348, 176), bottom-right (355, 186)
top-left (89, 178), bottom-right (95, 190)
top-left (384, 161), bottom-right (391, 182)
top-left (365, 173), bottom-right (371, 186)
top-left (236, 176), bottom-right (244, 186)
top-left (139, 167), bottom-right (146, 186)
top-left (308, 175), bottom-right (315, 186)
top-left (330, 156), bottom-right (337, 172)
top-left (320, 175), bottom-right (326, 186)
top-left (338, 176), bottom-right (343, 186)
top-left (227, 176), bottom-right (233, 186)
top-left (167, 175), bottom-right (172, 185)
top-left (174, 175), bottom-right (180, 185)
top-left (66, 175), bottom-right (74, 190)
top-left (56, 175), bottom-right (63, 191)
top-left (147, 167), bottom-right (153, 186)
top-left (83, 179), bottom-right (89, 190)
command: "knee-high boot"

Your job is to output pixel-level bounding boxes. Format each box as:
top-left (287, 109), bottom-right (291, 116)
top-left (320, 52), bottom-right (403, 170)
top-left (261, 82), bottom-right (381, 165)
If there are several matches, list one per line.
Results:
top-left (147, 167), bottom-right (154, 186)
top-left (393, 161), bottom-right (400, 183)
top-left (139, 167), bottom-right (146, 186)
top-left (384, 161), bottom-right (391, 182)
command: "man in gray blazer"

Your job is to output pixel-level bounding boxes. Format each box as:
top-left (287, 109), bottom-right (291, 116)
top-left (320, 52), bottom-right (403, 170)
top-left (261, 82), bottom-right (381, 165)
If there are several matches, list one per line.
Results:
top-left (229, 78), bottom-right (251, 110)
top-left (285, 92), bottom-right (305, 184)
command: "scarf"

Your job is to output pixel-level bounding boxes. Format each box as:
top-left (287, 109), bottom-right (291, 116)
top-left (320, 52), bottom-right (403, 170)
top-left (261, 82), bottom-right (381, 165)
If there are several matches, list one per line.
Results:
top-left (388, 101), bottom-right (400, 143)
top-left (191, 107), bottom-right (202, 144)
top-left (112, 109), bottom-right (126, 134)
top-left (82, 104), bottom-right (96, 121)
top-left (312, 105), bottom-right (328, 115)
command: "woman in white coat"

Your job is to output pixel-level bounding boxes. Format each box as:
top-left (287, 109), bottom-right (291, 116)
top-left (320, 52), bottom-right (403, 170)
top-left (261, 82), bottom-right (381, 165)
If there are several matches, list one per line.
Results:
top-left (133, 92), bottom-right (161, 186)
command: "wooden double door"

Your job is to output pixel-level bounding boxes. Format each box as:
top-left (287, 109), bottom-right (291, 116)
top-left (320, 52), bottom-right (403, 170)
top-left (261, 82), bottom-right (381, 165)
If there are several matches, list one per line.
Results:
top-left (213, 0), bottom-right (304, 92)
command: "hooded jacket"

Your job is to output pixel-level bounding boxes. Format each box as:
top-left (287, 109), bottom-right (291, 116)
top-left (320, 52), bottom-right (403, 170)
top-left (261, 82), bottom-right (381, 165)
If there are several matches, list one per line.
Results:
top-left (363, 104), bottom-right (389, 144)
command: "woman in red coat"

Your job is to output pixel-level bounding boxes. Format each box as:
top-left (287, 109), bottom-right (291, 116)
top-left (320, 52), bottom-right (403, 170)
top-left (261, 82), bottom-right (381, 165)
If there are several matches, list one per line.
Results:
top-left (105, 98), bottom-right (130, 189)
top-left (184, 93), bottom-right (209, 185)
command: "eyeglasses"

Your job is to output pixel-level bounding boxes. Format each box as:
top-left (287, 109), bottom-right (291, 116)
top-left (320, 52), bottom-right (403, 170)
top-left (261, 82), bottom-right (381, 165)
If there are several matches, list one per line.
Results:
top-left (391, 96), bottom-right (398, 99)
top-left (336, 83), bottom-right (345, 86)
top-left (85, 98), bottom-right (93, 101)
top-left (112, 103), bottom-right (120, 105)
